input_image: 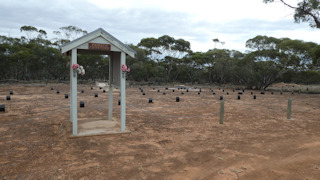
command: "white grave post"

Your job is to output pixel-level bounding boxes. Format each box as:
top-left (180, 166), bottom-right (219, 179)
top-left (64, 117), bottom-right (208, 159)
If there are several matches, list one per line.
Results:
top-left (71, 48), bottom-right (78, 135)
top-left (120, 52), bottom-right (126, 131)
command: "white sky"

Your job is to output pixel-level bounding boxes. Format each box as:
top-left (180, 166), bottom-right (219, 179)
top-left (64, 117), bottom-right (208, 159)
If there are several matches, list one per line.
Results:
top-left (0, 0), bottom-right (319, 52)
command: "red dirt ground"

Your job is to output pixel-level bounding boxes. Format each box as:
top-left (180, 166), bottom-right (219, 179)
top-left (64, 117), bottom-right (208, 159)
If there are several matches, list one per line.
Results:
top-left (0, 84), bottom-right (320, 179)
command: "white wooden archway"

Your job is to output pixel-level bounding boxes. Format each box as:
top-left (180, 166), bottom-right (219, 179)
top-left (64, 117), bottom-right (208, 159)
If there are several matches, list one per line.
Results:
top-left (60, 28), bottom-right (136, 136)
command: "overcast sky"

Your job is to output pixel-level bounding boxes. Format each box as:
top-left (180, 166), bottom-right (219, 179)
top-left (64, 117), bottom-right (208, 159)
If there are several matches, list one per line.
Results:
top-left (0, 0), bottom-right (319, 52)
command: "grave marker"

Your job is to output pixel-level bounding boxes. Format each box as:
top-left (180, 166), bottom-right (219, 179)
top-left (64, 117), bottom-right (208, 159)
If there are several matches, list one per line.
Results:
top-left (80, 101), bottom-right (84, 108)
top-left (0, 105), bottom-right (5, 112)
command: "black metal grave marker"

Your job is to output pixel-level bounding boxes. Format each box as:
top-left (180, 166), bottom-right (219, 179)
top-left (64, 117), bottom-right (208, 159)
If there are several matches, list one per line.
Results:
top-left (80, 101), bottom-right (84, 108)
top-left (0, 105), bottom-right (5, 112)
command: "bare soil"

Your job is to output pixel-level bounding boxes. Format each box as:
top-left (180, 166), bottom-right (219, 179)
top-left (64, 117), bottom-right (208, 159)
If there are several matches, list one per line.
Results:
top-left (0, 84), bottom-right (320, 179)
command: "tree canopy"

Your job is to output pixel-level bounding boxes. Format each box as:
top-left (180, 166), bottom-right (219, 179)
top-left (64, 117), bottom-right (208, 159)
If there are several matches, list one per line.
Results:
top-left (1, 25), bottom-right (320, 88)
top-left (263, 0), bottom-right (320, 28)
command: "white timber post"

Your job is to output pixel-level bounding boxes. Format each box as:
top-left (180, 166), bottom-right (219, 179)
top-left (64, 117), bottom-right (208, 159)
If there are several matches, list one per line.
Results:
top-left (108, 53), bottom-right (113, 120)
top-left (120, 52), bottom-right (126, 131)
top-left (69, 54), bottom-right (73, 122)
top-left (71, 48), bottom-right (78, 135)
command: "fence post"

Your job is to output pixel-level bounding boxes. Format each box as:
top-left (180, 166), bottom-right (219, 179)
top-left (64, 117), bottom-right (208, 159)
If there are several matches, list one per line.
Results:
top-left (220, 100), bottom-right (224, 124)
top-left (287, 98), bottom-right (292, 119)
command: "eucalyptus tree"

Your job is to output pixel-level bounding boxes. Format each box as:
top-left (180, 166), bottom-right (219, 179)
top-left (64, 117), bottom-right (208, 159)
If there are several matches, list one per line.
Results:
top-left (188, 51), bottom-right (208, 83)
top-left (277, 38), bottom-right (319, 70)
top-left (198, 49), bottom-right (235, 84)
top-left (137, 37), bottom-right (161, 60)
top-left (163, 38), bottom-right (191, 82)
top-left (232, 54), bottom-right (258, 88)
top-left (244, 35), bottom-right (310, 89)
top-left (212, 38), bottom-right (225, 49)
top-left (310, 45), bottom-right (320, 69)
top-left (138, 35), bottom-right (191, 82)
top-left (52, 25), bottom-right (88, 47)
top-left (20, 26), bottom-right (39, 41)
top-left (245, 36), bottom-right (282, 89)
top-left (263, 0), bottom-right (320, 28)
top-left (0, 36), bottom-right (18, 80)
